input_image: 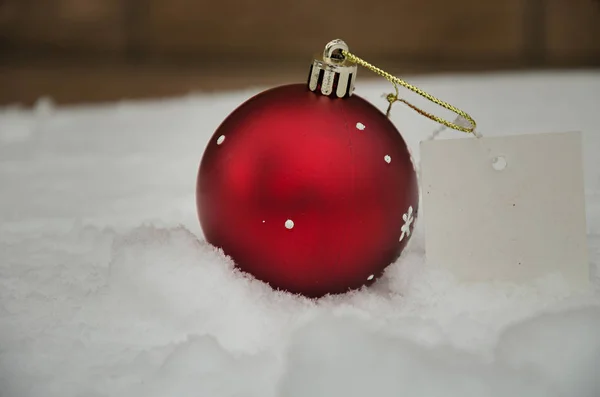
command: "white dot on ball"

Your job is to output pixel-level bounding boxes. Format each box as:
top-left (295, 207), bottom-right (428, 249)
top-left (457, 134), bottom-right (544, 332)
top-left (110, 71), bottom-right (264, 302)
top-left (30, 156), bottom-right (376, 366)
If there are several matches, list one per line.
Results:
top-left (356, 122), bottom-right (365, 130)
top-left (217, 135), bottom-right (225, 145)
top-left (285, 219), bottom-right (294, 229)
top-left (384, 155), bottom-right (391, 163)
top-left (262, 220), bottom-right (266, 223)
top-left (367, 274), bottom-right (374, 281)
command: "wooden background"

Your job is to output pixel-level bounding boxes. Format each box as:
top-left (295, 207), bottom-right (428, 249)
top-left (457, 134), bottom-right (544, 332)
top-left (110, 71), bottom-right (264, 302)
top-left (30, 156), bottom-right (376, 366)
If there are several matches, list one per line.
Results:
top-left (1, 0), bottom-right (599, 105)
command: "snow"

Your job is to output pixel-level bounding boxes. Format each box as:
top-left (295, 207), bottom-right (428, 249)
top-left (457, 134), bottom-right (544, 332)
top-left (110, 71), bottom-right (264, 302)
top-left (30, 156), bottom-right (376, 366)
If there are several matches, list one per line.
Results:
top-left (1, 70), bottom-right (599, 397)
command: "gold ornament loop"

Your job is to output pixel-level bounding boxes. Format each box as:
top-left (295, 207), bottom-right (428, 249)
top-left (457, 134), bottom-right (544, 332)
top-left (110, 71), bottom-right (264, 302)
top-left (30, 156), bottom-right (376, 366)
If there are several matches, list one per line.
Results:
top-left (341, 49), bottom-right (477, 135)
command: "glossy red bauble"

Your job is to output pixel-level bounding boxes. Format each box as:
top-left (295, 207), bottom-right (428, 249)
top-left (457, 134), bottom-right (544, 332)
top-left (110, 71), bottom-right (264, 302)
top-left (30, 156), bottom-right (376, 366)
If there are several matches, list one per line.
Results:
top-left (196, 84), bottom-right (419, 298)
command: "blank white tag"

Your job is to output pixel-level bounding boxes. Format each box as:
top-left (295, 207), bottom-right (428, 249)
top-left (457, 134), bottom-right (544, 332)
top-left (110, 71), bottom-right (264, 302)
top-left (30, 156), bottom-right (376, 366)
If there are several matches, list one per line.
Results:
top-left (420, 131), bottom-right (589, 288)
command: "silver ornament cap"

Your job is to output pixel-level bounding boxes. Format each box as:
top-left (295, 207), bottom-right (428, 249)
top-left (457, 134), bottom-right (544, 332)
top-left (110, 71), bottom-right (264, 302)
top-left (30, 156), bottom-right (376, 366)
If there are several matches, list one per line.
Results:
top-left (308, 39), bottom-right (358, 98)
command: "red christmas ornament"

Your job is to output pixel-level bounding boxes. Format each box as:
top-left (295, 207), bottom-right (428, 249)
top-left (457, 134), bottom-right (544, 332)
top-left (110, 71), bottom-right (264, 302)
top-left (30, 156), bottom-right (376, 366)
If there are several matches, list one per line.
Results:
top-left (196, 39), bottom-right (419, 298)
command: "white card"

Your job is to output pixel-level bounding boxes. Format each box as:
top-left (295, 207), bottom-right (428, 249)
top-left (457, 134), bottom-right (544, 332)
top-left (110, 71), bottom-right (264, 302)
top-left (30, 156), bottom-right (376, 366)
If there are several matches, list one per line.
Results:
top-left (419, 131), bottom-right (589, 288)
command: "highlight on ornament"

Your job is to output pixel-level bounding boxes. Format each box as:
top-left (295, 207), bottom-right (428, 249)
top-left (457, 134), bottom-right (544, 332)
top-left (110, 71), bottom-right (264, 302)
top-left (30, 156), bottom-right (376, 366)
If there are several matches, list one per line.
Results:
top-left (195, 39), bottom-right (475, 298)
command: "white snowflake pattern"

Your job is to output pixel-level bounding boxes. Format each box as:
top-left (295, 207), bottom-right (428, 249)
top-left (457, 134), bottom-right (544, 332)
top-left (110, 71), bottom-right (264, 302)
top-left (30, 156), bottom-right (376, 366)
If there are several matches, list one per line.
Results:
top-left (399, 205), bottom-right (414, 242)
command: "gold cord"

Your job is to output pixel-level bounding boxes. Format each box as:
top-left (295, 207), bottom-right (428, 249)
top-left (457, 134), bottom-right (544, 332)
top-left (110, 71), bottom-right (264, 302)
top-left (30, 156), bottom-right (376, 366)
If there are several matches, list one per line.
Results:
top-left (341, 50), bottom-right (477, 135)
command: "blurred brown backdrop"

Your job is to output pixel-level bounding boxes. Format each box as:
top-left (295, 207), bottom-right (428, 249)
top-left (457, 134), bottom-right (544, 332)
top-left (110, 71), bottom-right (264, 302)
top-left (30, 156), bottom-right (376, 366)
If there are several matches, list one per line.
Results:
top-left (1, 0), bottom-right (599, 105)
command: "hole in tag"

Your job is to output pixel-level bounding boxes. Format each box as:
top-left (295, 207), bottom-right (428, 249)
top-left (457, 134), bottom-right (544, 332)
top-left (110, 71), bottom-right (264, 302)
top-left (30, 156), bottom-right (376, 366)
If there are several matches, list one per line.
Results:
top-left (492, 156), bottom-right (507, 171)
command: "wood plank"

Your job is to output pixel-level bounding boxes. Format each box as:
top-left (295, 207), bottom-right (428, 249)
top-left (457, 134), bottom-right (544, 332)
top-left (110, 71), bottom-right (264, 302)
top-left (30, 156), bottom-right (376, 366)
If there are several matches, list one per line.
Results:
top-left (140, 0), bottom-right (525, 61)
top-left (0, 0), bottom-right (127, 52)
top-left (0, 56), bottom-right (532, 106)
top-left (545, 0), bottom-right (600, 61)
